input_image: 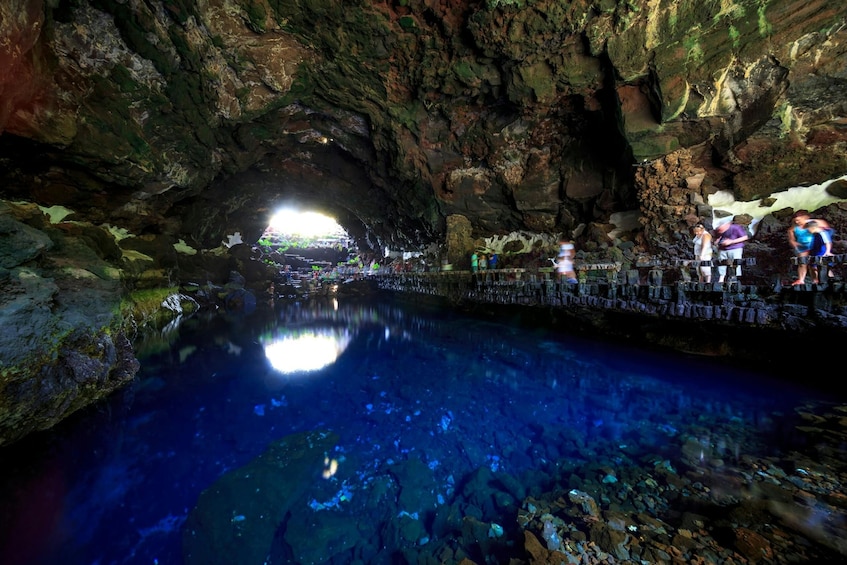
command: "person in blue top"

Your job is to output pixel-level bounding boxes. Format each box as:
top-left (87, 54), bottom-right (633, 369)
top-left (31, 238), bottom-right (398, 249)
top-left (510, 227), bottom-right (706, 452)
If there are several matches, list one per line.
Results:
top-left (788, 210), bottom-right (832, 285)
top-left (806, 220), bottom-right (834, 284)
top-left (487, 252), bottom-right (498, 270)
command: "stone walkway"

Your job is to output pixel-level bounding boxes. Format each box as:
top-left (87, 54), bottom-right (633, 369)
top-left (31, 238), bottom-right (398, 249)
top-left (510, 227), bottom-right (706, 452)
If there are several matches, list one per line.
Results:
top-left (375, 264), bottom-right (847, 329)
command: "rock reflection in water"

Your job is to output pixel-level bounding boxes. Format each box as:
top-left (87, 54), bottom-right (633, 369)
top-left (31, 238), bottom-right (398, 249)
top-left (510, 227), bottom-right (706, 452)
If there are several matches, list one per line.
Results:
top-left (0, 297), bottom-right (844, 565)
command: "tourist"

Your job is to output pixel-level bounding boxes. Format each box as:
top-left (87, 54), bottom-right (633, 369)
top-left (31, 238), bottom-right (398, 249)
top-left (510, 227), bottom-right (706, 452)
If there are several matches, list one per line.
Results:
top-left (714, 217), bottom-right (749, 283)
top-left (691, 223), bottom-right (713, 283)
top-left (556, 239), bottom-right (577, 283)
top-left (806, 220), bottom-right (834, 284)
top-left (478, 253), bottom-right (487, 271)
top-left (471, 251), bottom-right (479, 272)
top-left (488, 252), bottom-right (498, 270)
top-left (788, 210), bottom-right (831, 285)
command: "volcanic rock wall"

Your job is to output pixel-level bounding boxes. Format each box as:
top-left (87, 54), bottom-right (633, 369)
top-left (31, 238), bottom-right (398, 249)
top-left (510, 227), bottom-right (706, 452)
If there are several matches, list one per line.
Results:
top-left (2, 0), bottom-right (845, 250)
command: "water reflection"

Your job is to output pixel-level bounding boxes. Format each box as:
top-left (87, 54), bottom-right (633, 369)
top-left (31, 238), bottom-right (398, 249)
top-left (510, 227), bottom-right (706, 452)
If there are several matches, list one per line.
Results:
top-left (0, 296), bottom-right (844, 565)
top-left (262, 327), bottom-right (352, 374)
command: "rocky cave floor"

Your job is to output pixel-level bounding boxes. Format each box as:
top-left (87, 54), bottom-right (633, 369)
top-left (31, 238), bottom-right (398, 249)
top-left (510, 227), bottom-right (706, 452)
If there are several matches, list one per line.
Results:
top-left (184, 363), bottom-right (846, 565)
top-left (509, 404), bottom-right (847, 564)
top-left (367, 402), bottom-right (847, 565)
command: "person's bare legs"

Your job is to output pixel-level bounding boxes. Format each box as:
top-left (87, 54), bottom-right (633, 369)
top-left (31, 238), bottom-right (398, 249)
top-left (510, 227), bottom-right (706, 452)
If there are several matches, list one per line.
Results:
top-left (793, 253), bottom-right (809, 284)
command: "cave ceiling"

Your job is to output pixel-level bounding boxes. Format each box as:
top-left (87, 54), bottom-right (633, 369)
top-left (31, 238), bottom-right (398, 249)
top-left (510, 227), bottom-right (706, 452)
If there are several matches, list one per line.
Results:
top-left (1, 0), bottom-right (846, 252)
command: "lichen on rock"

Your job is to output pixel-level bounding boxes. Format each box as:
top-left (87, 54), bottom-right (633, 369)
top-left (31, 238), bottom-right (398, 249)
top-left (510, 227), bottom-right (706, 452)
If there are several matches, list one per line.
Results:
top-left (0, 200), bottom-right (138, 446)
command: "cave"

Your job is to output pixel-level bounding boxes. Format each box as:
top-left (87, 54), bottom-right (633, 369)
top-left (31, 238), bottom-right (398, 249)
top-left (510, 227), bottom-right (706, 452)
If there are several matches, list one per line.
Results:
top-left (2, 1), bottom-right (847, 563)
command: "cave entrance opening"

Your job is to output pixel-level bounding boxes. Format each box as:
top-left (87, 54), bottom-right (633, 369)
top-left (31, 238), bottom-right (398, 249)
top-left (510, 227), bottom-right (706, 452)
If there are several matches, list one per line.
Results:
top-left (255, 208), bottom-right (357, 285)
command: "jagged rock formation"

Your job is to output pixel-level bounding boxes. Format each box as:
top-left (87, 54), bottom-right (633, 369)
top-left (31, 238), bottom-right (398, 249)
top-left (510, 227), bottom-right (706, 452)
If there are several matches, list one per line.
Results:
top-left (1, 0), bottom-right (847, 442)
top-left (2, 0), bottom-right (845, 249)
top-left (0, 201), bottom-right (139, 446)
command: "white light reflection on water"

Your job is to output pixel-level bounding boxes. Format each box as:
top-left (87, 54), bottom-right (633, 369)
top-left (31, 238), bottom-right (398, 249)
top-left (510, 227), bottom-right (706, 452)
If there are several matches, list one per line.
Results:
top-left (262, 327), bottom-right (351, 374)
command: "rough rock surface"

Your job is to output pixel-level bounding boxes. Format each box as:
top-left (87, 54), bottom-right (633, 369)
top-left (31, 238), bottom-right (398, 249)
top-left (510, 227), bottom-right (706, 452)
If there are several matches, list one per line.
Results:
top-left (0, 201), bottom-right (138, 446)
top-left (1, 0), bottom-right (846, 251)
top-left (511, 401), bottom-right (847, 564)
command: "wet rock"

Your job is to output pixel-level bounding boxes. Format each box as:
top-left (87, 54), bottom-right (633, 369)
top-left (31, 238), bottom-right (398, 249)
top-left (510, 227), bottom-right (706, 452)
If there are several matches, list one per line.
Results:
top-left (0, 209), bottom-right (53, 268)
top-left (523, 530), bottom-right (549, 562)
top-left (670, 529), bottom-right (699, 554)
top-left (397, 512), bottom-right (426, 545)
top-left (0, 202), bottom-right (136, 446)
top-left (567, 489), bottom-right (600, 518)
top-left (589, 521), bottom-right (630, 560)
top-left (182, 430), bottom-right (339, 565)
top-left (732, 527), bottom-right (774, 562)
top-left (505, 400), bottom-right (847, 564)
top-left (460, 515), bottom-right (508, 555)
top-left (282, 510), bottom-right (358, 564)
top-left (389, 455), bottom-right (440, 513)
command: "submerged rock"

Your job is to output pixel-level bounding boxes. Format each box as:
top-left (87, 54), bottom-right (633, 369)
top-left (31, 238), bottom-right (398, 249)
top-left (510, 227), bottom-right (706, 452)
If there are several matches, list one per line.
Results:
top-left (182, 430), bottom-right (339, 565)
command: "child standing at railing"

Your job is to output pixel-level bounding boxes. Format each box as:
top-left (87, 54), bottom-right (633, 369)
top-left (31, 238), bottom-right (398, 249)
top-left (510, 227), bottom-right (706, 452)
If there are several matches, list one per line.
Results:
top-left (788, 210), bottom-right (832, 285)
top-left (806, 220), bottom-right (834, 284)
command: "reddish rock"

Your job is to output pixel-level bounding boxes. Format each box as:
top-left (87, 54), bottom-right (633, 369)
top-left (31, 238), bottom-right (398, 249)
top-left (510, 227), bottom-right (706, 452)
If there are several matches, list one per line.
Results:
top-left (733, 527), bottom-right (774, 562)
top-left (524, 530), bottom-right (549, 562)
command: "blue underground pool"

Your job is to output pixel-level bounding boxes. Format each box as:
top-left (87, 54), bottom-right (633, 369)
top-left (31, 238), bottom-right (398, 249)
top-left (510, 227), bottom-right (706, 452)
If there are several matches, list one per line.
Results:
top-left (0, 296), bottom-right (844, 564)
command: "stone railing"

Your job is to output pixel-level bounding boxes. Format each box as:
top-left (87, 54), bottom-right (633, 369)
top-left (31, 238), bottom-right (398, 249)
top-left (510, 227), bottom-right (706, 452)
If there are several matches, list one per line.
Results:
top-left (789, 254), bottom-right (847, 282)
top-left (374, 259), bottom-right (847, 329)
top-left (672, 255), bottom-right (847, 286)
top-left (670, 257), bottom-right (757, 284)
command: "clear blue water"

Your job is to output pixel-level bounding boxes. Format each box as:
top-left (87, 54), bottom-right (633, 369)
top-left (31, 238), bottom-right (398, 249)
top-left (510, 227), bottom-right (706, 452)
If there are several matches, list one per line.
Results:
top-left (0, 296), bottom-right (842, 564)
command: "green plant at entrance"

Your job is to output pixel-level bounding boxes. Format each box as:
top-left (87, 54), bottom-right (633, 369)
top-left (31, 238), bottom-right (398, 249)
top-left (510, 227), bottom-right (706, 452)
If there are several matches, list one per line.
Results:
top-left (485, 0), bottom-right (527, 9)
top-left (257, 235), bottom-right (273, 251)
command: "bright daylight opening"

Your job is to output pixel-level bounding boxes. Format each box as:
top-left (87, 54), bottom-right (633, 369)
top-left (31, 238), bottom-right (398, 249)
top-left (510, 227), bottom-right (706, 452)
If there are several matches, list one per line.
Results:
top-left (255, 207), bottom-right (364, 294)
top-left (268, 209), bottom-right (346, 238)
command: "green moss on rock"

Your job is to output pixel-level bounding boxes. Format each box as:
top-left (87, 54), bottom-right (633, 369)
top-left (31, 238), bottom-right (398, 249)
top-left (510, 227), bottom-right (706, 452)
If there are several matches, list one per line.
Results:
top-left (398, 15), bottom-right (417, 30)
top-left (1, 321), bottom-right (138, 447)
top-left (485, 0), bottom-right (528, 9)
top-left (121, 287), bottom-right (180, 329)
top-left (243, 0), bottom-right (268, 32)
top-left (509, 60), bottom-right (556, 104)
